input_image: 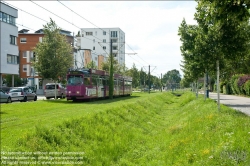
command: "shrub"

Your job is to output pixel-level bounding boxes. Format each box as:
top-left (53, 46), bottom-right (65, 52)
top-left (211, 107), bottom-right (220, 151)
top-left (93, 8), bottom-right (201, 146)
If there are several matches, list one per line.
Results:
top-left (238, 75), bottom-right (250, 95)
top-left (223, 85), bottom-right (226, 94)
top-left (230, 74), bottom-right (244, 95)
top-left (243, 80), bottom-right (250, 96)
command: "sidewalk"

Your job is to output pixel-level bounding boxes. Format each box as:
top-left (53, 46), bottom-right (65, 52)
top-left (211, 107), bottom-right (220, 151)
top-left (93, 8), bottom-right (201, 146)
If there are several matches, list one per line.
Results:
top-left (208, 92), bottom-right (250, 116)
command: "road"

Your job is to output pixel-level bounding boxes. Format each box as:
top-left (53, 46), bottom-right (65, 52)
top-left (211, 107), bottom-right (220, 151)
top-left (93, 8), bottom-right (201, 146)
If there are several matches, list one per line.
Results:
top-left (209, 92), bottom-right (250, 116)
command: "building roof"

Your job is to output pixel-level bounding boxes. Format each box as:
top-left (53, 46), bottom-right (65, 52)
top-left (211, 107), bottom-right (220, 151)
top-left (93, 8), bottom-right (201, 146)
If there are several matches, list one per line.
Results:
top-left (34, 29), bottom-right (72, 36)
top-left (0, 2), bottom-right (18, 11)
top-left (18, 29), bottom-right (30, 33)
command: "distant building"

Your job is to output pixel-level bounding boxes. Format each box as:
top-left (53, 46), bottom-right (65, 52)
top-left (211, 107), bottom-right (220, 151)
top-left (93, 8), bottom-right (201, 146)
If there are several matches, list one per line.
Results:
top-left (75, 28), bottom-right (125, 68)
top-left (17, 29), bottom-right (74, 94)
top-left (0, 2), bottom-right (18, 87)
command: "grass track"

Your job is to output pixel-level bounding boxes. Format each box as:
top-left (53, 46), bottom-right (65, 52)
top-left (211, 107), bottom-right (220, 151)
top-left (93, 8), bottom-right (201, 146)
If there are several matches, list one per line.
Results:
top-left (1, 91), bottom-right (250, 165)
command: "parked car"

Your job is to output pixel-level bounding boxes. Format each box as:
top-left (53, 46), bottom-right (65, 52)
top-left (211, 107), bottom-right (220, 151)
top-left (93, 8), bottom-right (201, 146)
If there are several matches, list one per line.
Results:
top-left (0, 87), bottom-right (13, 93)
top-left (8, 87), bottom-right (37, 102)
top-left (44, 83), bottom-right (66, 99)
top-left (0, 89), bottom-right (12, 103)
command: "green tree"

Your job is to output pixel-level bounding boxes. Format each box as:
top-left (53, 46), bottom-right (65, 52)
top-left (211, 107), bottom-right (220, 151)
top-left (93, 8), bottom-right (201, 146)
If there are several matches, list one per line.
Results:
top-left (126, 63), bottom-right (139, 88)
top-left (162, 69), bottom-right (181, 85)
top-left (5, 75), bottom-right (23, 87)
top-left (194, 0), bottom-right (250, 76)
top-left (33, 18), bottom-right (73, 82)
top-left (101, 55), bottom-right (128, 74)
top-left (33, 18), bottom-right (73, 99)
top-left (86, 61), bottom-right (97, 69)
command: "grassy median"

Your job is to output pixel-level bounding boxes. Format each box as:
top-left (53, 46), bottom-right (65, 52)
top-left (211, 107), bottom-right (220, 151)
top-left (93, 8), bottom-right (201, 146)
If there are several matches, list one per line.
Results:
top-left (1, 91), bottom-right (250, 165)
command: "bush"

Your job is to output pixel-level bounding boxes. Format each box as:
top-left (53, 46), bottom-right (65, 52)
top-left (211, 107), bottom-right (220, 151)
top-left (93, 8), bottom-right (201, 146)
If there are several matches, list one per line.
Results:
top-left (230, 74), bottom-right (244, 95)
top-left (226, 82), bottom-right (232, 94)
top-left (223, 85), bottom-right (226, 94)
top-left (220, 81), bottom-right (226, 93)
top-left (238, 75), bottom-right (250, 95)
top-left (243, 80), bottom-right (250, 96)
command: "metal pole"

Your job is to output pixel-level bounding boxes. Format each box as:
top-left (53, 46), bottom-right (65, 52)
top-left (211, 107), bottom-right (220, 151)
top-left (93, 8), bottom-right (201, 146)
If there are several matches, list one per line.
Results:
top-left (206, 70), bottom-right (209, 98)
top-left (161, 73), bottom-right (162, 92)
top-left (217, 60), bottom-right (220, 110)
top-left (204, 72), bottom-right (206, 100)
top-left (109, 39), bottom-right (113, 99)
top-left (148, 65), bottom-right (150, 94)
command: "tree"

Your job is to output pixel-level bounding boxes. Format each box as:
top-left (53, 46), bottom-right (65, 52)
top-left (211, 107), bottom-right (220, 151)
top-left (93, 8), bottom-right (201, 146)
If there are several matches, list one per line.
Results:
top-left (33, 18), bottom-right (73, 99)
top-left (4, 75), bottom-right (23, 87)
top-left (126, 63), bottom-right (139, 88)
top-left (86, 60), bottom-right (97, 69)
top-left (101, 55), bottom-right (128, 74)
top-left (33, 18), bottom-right (73, 81)
top-left (162, 69), bottom-right (181, 85)
top-left (194, 0), bottom-right (250, 75)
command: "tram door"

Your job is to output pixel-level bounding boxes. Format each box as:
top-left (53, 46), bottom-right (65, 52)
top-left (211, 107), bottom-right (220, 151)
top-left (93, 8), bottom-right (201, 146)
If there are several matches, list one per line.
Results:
top-left (97, 77), bottom-right (104, 97)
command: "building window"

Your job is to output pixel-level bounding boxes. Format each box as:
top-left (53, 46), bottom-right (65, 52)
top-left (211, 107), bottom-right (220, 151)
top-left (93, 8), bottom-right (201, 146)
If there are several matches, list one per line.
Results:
top-left (111, 31), bottom-right (117, 37)
top-left (93, 39), bottom-right (95, 43)
top-left (103, 46), bottom-right (106, 50)
top-left (95, 31), bottom-right (97, 36)
top-left (86, 32), bottom-right (93, 36)
top-left (39, 37), bottom-right (43, 42)
top-left (2, 13), bottom-right (7, 22)
top-left (20, 38), bottom-right (27, 43)
top-left (39, 79), bottom-right (43, 89)
top-left (103, 39), bottom-right (106, 43)
top-left (30, 51), bottom-right (34, 61)
top-left (23, 51), bottom-right (27, 58)
top-left (10, 35), bottom-right (17, 45)
top-left (93, 46), bottom-right (95, 50)
top-left (23, 65), bottom-right (27, 72)
top-left (111, 39), bottom-right (117, 43)
top-left (112, 46), bottom-right (117, 50)
top-left (0, 12), bottom-right (16, 25)
top-left (7, 54), bottom-right (19, 64)
top-left (103, 31), bottom-right (106, 35)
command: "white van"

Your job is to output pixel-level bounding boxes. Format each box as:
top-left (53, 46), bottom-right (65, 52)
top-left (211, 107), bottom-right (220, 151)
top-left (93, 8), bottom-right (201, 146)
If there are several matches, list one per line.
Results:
top-left (44, 83), bottom-right (66, 99)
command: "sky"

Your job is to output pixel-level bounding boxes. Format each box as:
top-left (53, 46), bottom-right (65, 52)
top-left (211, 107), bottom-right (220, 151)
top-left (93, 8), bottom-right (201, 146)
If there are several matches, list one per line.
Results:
top-left (4, 1), bottom-right (198, 78)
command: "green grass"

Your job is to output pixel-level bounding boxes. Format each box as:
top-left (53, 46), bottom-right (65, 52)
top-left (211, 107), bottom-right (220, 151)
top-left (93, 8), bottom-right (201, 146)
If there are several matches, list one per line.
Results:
top-left (1, 91), bottom-right (250, 165)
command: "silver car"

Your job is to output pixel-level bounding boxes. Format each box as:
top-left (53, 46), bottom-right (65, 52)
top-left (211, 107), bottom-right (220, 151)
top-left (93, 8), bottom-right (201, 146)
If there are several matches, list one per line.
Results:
top-left (8, 87), bottom-right (37, 102)
top-left (0, 89), bottom-right (12, 103)
top-left (44, 83), bottom-right (66, 99)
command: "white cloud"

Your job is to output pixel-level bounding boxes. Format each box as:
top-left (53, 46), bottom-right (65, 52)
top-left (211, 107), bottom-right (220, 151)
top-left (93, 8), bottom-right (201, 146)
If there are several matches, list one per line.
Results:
top-left (6, 1), bottom-right (197, 77)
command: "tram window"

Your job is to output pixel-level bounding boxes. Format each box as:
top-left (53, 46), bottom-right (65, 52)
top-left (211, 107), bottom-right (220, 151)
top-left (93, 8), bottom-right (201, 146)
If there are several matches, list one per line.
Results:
top-left (102, 78), bottom-right (106, 85)
top-left (68, 75), bottom-right (83, 85)
top-left (84, 77), bottom-right (90, 85)
top-left (114, 79), bottom-right (117, 85)
top-left (92, 75), bottom-right (97, 86)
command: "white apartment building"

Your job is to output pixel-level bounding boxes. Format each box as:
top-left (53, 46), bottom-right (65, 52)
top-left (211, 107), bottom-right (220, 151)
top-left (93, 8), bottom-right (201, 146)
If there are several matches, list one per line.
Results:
top-left (0, 2), bottom-right (18, 87)
top-left (76, 28), bottom-right (125, 68)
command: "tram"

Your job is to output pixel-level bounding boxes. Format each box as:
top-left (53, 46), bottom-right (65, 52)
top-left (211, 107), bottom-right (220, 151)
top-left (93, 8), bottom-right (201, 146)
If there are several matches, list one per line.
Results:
top-left (66, 68), bottom-right (132, 101)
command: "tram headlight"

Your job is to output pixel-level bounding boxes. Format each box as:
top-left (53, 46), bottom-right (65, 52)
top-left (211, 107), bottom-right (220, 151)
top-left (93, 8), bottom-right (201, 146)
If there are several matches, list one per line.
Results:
top-left (68, 91), bottom-right (71, 94)
top-left (76, 91), bottom-right (79, 94)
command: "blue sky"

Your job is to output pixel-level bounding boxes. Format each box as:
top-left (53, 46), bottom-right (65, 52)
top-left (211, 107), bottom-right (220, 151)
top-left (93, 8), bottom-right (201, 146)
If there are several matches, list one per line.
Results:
top-left (5, 1), bottom-right (198, 77)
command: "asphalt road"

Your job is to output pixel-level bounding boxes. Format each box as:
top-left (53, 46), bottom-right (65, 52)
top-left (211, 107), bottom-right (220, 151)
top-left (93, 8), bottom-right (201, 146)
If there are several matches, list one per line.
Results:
top-left (209, 92), bottom-right (250, 116)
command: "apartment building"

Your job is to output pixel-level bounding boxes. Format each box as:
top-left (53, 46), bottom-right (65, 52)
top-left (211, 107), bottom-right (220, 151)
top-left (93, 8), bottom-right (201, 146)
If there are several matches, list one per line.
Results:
top-left (76, 28), bottom-right (125, 68)
top-left (18, 29), bottom-right (74, 94)
top-left (0, 2), bottom-right (18, 87)
top-left (74, 48), bottom-right (104, 70)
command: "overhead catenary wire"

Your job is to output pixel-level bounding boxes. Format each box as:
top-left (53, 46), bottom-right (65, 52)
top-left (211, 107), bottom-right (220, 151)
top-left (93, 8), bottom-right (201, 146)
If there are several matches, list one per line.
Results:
top-left (6, 1), bottom-right (152, 73)
top-left (4, 1), bottom-right (108, 44)
top-left (57, 0), bottom-right (150, 66)
top-left (29, 0), bottom-right (103, 43)
top-left (16, 22), bottom-right (37, 32)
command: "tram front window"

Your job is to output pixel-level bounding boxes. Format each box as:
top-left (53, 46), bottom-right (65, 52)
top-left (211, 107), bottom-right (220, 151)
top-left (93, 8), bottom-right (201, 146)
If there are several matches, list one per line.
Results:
top-left (67, 75), bottom-right (83, 85)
